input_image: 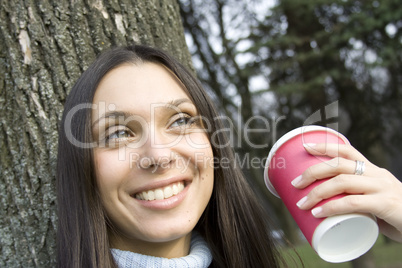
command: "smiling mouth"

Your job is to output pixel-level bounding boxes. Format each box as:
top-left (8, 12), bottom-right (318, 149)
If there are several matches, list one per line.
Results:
top-left (134, 181), bottom-right (185, 201)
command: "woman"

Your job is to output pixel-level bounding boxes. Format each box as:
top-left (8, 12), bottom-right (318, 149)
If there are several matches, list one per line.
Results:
top-left (57, 45), bottom-right (283, 268)
top-left (57, 44), bottom-right (402, 267)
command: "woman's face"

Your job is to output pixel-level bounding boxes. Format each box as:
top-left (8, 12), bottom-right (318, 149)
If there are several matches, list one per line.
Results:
top-left (91, 63), bottom-right (214, 256)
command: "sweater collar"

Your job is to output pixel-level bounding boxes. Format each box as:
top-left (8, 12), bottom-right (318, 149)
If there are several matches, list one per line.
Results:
top-left (111, 232), bottom-right (212, 268)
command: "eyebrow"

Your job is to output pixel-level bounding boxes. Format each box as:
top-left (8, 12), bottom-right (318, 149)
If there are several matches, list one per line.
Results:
top-left (92, 98), bottom-right (193, 128)
top-left (166, 98), bottom-right (192, 108)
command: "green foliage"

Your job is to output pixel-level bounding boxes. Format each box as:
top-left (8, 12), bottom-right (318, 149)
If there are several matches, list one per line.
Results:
top-left (282, 235), bottom-right (402, 268)
top-left (251, 0), bottom-right (402, 157)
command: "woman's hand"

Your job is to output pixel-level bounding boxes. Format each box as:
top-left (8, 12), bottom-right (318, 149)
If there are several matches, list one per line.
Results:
top-left (292, 143), bottom-right (402, 243)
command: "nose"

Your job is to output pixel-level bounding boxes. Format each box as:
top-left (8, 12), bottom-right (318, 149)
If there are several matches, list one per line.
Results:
top-left (138, 151), bottom-right (176, 171)
top-left (138, 155), bottom-right (175, 172)
top-left (136, 127), bottom-right (178, 172)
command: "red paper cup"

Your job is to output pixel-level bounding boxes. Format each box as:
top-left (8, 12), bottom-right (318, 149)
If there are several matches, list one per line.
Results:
top-left (264, 126), bottom-right (378, 263)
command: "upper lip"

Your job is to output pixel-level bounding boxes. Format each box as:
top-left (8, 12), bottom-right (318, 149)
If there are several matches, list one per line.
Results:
top-left (130, 176), bottom-right (190, 196)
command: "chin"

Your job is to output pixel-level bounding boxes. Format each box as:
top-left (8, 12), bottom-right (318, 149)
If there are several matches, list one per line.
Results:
top-left (139, 222), bottom-right (195, 243)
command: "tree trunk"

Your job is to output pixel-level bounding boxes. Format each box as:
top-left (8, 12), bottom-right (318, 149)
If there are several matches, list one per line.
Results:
top-left (0, 0), bottom-right (191, 266)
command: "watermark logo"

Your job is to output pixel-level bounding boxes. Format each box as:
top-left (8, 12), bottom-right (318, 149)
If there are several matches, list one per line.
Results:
top-left (303, 101), bottom-right (339, 131)
top-left (301, 101), bottom-right (343, 167)
top-left (63, 100), bottom-right (341, 170)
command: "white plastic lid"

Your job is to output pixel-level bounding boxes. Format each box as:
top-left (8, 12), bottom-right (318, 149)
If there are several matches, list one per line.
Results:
top-left (312, 213), bottom-right (379, 263)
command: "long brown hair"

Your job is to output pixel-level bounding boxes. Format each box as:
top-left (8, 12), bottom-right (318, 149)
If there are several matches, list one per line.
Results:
top-left (57, 45), bottom-right (285, 267)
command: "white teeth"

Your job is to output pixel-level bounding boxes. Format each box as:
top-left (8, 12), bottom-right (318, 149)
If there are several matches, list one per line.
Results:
top-left (178, 182), bottom-right (184, 192)
top-left (164, 186), bottom-right (173, 198)
top-left (143, 191), bottom-right (149, 200)
top-left (155, 189), bottom-right (164, 200)
top-left (135, 182), bottom-right (185, 201)
top-left (147, 190), bottom-right (155, 201)
top-left (172, 184), bottom-right (179, 195)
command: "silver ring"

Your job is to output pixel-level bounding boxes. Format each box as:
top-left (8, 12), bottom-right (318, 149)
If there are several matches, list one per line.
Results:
top-left (354, 160), bottom-right (365, 175)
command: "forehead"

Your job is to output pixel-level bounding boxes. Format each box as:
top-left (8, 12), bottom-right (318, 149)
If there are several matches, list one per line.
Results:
top-left (92, 62), bottom-right (190, 112)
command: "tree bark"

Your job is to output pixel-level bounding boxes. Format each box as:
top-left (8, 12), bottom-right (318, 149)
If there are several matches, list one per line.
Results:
top-left (0, 0), bottom-right (191, 266)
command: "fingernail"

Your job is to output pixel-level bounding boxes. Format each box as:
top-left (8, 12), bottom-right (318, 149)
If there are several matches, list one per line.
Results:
top-left (296, 196), bottom-right (308, 208)
top-left (311, 207), bottom-right (323, 217)
top-left (303, 143), bottom-right (317, 149)
top-left (291, 175), bottom-right (302, 187)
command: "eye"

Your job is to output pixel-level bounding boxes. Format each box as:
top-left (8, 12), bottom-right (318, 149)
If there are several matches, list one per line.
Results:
top-left (106, 128), bottom-right (134, 141)
top-left (170, 114), bottom-right (193, 128)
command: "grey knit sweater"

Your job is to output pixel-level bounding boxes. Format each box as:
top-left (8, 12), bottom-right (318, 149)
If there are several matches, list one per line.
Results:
top-left (111, 233), bottom-right (212, 268)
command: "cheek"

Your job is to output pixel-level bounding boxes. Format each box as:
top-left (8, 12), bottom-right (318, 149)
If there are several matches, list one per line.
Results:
top-left (189, 134), bottom-right (214, 176)
top-left (94, 151), bottom-right (128, 197)
top-left (185, 132), bottom-right (212, 151)
top-left (185, 132), bottom-right (213, 159)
